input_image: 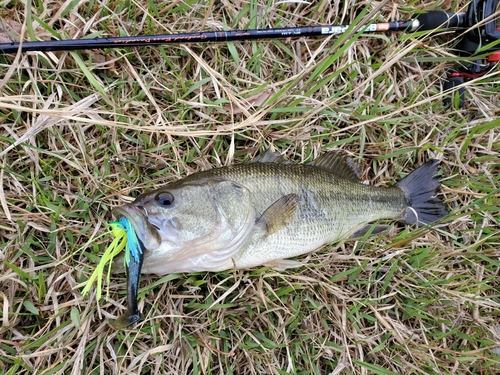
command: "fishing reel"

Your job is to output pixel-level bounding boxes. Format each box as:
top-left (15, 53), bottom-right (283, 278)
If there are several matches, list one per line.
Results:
top-left (444, 0), bottom-right (500, 107)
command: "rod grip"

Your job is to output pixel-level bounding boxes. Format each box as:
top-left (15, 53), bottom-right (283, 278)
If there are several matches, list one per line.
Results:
top-left (416, 11), bottom-right (466, 30)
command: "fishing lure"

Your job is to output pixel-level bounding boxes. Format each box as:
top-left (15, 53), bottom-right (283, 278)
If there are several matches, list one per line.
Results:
top-left (82, 217), bottom-right (141, 299)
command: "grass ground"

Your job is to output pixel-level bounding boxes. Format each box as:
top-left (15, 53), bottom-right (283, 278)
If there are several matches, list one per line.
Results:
top-left (1, 0), bottom-right (499, 374)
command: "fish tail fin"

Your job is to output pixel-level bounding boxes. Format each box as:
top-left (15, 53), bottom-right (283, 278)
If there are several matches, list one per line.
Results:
top-left (396, 160), bottom-right (448, 226)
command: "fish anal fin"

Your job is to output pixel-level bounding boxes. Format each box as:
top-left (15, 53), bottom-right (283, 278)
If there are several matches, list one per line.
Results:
top-left (349, 224), bottom-right (390, 238)
top-left (263, 258), bottom-right (304, 271)
top-left (250, 150), bottom-right (290, 164)
top-left (310, 152), bottom-right (361, 181)
top-left (257, 193), bottom-right (299, 236)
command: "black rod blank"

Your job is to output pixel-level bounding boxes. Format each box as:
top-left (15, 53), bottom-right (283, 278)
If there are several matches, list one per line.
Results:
top-left (0, 12), bottom-right (465, 54)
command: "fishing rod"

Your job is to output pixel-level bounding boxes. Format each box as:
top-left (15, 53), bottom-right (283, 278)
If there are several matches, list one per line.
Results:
top-left (1, 1), bottom-right (499, 107)
top-left (0, 11), bottom-right (465, 54)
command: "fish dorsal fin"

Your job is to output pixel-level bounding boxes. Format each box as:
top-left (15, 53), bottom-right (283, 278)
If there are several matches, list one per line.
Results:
top-left (257, 194), bottom-right (299, 236)
top-left (310, 152), bottom-right (361, 181)
top-left (250, 150), bottom-right (291, 164)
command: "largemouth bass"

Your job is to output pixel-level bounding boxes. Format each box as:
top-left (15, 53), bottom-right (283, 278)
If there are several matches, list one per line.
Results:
top-left (112, 151), bottom-right (448, 327)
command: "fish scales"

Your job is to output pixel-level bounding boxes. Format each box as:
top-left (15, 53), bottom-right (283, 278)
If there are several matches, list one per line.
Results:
top-left (187, 162), bottom-right (407, 268)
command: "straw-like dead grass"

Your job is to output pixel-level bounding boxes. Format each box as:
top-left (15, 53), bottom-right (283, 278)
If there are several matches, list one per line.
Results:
top-left (1, 0), bottom-right (499, 374)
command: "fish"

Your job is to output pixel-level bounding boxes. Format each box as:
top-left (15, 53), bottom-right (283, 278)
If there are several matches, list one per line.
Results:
top-left (111, 151), bottom-right (448, 327)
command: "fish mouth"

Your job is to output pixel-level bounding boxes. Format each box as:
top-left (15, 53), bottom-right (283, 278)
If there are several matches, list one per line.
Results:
top-left (111, 204), bottom-right (162, 252)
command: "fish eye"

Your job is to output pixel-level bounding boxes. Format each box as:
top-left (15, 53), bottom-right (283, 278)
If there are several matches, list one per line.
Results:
top-left (155, 192), bottom-right (174, 206)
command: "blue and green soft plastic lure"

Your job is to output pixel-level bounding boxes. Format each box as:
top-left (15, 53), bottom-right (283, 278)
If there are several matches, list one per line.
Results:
top-left (82, 217), bottom-right (142, 299)
top-left (82, 217), bottom-right (144, 329)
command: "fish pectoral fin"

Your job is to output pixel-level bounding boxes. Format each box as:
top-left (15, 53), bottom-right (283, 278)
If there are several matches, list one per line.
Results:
top-left (263, 258), bottom-right (305, 271)
top-left (349, 224), bottom-right (391, 239)
top-left (257, 193), bottom-right (299, 236)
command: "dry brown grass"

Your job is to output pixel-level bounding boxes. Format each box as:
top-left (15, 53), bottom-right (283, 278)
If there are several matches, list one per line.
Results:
top-left (1, 0), bottom-right (499, 374)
